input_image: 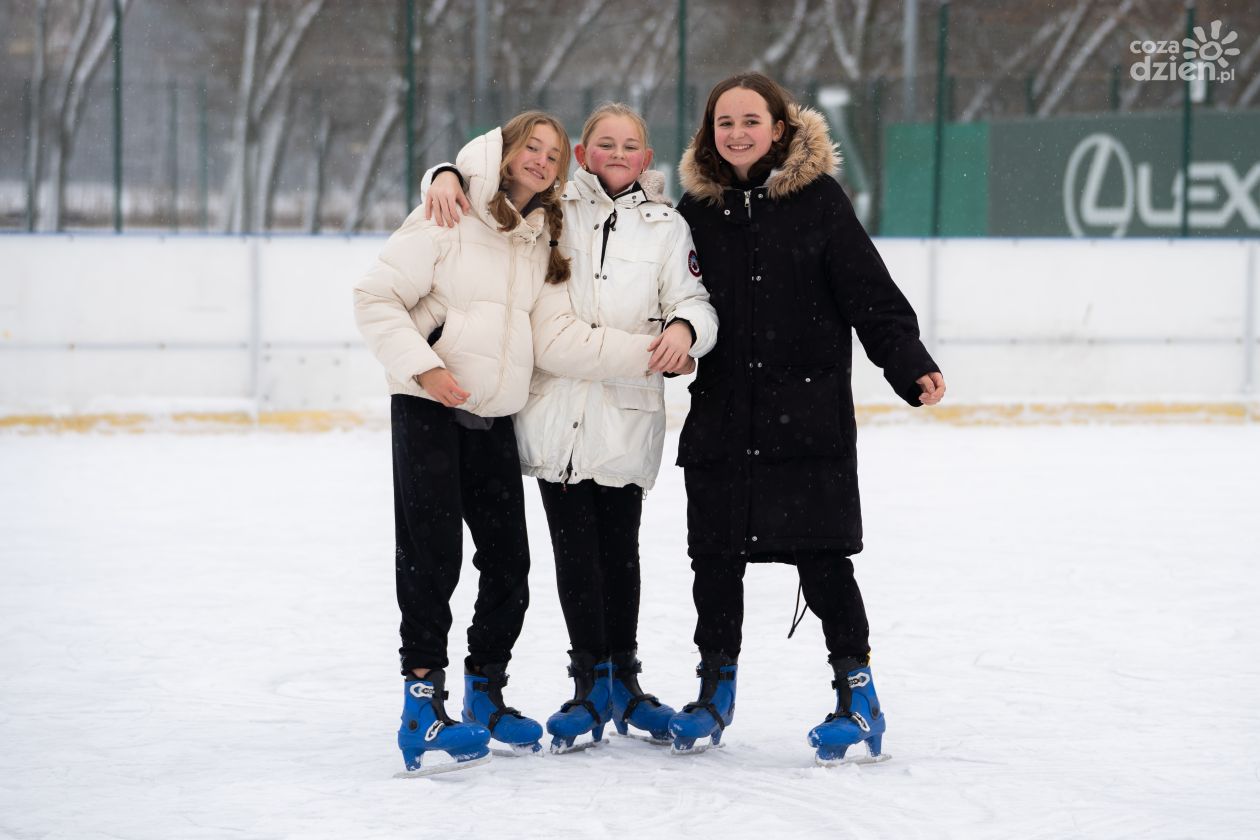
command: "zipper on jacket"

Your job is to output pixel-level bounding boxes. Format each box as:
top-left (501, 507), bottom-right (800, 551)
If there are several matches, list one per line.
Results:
top-left (599, 207), bottom-right (618, 271)
top-left (744, 190), bottom-right (752, 219)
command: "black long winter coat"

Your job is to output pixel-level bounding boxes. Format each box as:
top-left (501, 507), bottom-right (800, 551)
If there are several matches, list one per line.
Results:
top-left (675, 106), bottom-right (939, 562)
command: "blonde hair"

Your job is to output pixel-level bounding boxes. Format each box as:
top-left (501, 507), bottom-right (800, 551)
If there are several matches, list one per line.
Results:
top-left (579, 102), bottom-right (650, 148)
top-left (488, 110), bottom-right (572, 285)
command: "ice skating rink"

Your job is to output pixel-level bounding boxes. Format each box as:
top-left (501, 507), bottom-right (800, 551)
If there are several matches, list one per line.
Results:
top-left (2, 421), bottom-right (1258, 840)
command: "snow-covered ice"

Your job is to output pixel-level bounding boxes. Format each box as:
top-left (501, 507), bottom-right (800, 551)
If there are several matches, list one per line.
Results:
top-left (2, 422), bottom-right (1259, 839)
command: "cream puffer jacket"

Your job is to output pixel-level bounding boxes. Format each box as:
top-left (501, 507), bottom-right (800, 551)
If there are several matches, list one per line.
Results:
top-left (514, 168), bottom-right (719, 490)
top-left (354, 129), bottom-right (655, 417)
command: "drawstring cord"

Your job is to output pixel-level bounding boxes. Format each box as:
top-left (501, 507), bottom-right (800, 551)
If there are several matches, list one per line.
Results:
top-left (787, 581), bottom-right (810, 639)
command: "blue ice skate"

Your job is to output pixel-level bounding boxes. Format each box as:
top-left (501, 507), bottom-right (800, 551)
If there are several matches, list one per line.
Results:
top-left (808, 658), bottom-right (890, 766)
top-left (668, 654), bottom-right (737, 754)
top-left (610, 651), bottom-right (676, 744)
top-left (463, 663), bottom-right (543, 755)
top-left (546, 651), bottom-right (613, 753)
top-left (396, 670), bottom-right (491, 777)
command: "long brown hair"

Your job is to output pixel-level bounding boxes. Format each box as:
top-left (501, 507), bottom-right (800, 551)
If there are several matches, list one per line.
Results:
top-left (487, 110), bottom-right (571, 284)
top-left (690, 72), bottom-right (798, 188)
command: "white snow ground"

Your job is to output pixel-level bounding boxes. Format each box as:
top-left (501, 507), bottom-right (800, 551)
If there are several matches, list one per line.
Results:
top-left (2, 422), bottom-right (1259, 840)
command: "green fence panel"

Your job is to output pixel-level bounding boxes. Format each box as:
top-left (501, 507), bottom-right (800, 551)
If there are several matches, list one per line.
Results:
top-left (881, 122), bottom-right (989, 236)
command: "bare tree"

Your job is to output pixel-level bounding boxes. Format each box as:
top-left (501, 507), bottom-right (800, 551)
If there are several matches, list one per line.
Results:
top-left (958, 12), bottom-right (1070, 122)
top-left (1230, 37), bottom-right (1260, 109)
top-left (223, 0), bottom-right (324, 233)
top-left (1036, 0), bottom-right (1136, 116)
top-left (342, 0), bottom-right (452, 233)
top-left (24, 0), bottom-right (49, 231)
top-left (524, 0), bottom-right (610, 102)
top-left (304, 93), bottom-right (333, 234)
top-left (35, 0), bottom-right (133, 231)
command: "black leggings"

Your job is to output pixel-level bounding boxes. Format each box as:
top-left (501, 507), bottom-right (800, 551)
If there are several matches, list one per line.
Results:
top-left (536, 479), bottom-right (643, 658)
top-left (690, 551), bottom-right (870, 663)
top-left (392, 395), bottom-right (531, 673)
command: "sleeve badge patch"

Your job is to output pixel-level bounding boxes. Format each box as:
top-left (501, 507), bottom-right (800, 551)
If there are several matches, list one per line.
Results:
top-left (687, 250), bottom-right (701, 277)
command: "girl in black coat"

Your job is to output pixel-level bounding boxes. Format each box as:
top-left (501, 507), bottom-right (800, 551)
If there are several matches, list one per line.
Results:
top-left (665, 73), bottom-right (946, 765)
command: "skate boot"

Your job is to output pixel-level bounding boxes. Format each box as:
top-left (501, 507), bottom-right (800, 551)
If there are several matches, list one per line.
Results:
top-left (462, 662), bottom-right (543, 755)
top-left (609, 650), bottom-right (676, 744)
top-left (808, 657), bottom-right (889, 765)
top-left (545, 651), bottom-right (613, 753)
top-left (397, 669), bottom-right (492, 776)
top-left (667, 653), bottom-right (737, 754)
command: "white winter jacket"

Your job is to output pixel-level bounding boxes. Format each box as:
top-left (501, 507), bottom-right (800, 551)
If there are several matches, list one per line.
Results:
top-left (515, 168), bottom-right (718, 490)
top-left (355, 130), bottom-right (655, 417)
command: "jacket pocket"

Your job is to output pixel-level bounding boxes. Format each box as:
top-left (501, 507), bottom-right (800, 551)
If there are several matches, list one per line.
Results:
top-left (603, 381), bottom-right (663, 412)
top-left (604, 239), bottom-right (665, 326)
top-left (429, 308), bottom-right (467, 357)
top-left (677, 379), bottom-right (725, 466)
top-left (751, 363), bottom-right (847, 459)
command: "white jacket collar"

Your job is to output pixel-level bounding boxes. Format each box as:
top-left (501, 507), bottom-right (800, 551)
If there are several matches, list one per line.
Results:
top-left (565, 167), bottom-right (672, 209)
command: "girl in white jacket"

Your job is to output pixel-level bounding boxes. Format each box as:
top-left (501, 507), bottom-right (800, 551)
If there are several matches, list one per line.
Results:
top-left (426, 103), bottom-right (718, 752)
top-left (356, 111), bottom-right (660, 775)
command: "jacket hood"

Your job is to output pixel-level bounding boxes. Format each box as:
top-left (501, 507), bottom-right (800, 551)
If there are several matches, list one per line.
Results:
top-left (677, 104), bottom-right (842, 205)
top-left (456, 127), bottom-right (546, 239)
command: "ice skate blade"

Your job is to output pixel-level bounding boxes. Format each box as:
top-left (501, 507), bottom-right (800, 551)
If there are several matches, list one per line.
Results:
top-left (393, 752), bottom-right (492, 778)
top-left (549, 737), bottom-right (604, 755)
top-left (492, 743), bottom-right (542, 757)
top-left (815, 751), bottom-right (892, 768)
top-left (669, 739), bottom-right (724, 756)
top-left (616, 731), bottom-right (673, 746)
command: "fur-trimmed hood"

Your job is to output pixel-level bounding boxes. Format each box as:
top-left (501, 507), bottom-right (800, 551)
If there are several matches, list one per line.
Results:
top-left (677, 104), bottom-right (841, 205)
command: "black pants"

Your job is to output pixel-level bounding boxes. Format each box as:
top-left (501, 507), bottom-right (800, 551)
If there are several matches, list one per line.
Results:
top-left (392, 395), bottom-right (531, 673)
top-left (537, 479), bottom-right (643, 659)
top-left (690, 551), bottom-right (870, 663)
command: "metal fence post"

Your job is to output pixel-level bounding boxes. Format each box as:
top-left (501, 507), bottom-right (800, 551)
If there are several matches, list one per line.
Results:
top-left (1179, 3), bottom-right (1196, 238)
top-left (404, 0), bottom-right (416, 210)
top-left (112, 0), bottom-right (124, 233)
top-left (676, 0), bottom-right (687, 166)
top-left (930, 1), bottom-right (949, 238)
top-left (23, 80), bottom-right (34, 232)
top-left (169, 81), bottom-right (179, 231)
top-left (199, 79), bottom-right (208, 230)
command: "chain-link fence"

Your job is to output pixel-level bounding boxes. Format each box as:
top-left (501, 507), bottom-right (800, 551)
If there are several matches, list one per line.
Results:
top-left (2, 0), bottom-right (1257, 236)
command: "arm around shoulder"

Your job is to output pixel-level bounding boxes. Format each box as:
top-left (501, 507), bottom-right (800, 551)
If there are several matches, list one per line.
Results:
top-left (530, 280), bottom-right (654, 381)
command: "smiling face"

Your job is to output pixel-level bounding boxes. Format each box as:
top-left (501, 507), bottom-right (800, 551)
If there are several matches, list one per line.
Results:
top-left (713, 87), bottom-right (785, 181)
top-left (504, 122), bottom-right (564, 201)
top-left (575, 115), bottom-right (653, 196)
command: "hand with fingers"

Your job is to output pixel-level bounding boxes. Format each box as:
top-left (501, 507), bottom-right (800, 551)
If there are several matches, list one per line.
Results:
top-left (423, 171), bottom-right (471, 228)
top-left (647, 321), bottom-right (694, 374)
top-left (917, 371), bottom-right (946, 405)
top-left (416, 368), bottom-right (470, 407)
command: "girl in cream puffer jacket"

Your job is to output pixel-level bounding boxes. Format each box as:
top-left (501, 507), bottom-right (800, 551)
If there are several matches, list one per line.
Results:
top-left (423, 103), bottom-right (718, 751)
top-left (355, 112), bottom-right (659, 770)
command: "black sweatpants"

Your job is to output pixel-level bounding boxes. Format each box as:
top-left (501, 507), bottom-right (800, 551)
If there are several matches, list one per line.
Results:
top-left (690, 551), bottom-right (870, 663)
top-left (392, 395), bottom-right (531, 674)
top-left (536, 478), bottom-right (643, 659)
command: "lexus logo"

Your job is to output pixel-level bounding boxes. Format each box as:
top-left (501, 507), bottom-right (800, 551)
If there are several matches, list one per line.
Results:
top-left (1063, 132), bottom-right (1260, 236)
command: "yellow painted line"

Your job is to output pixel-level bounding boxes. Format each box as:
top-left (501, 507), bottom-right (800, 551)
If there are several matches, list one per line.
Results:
top-left (1, 403), bottom-right (1257, 433)
top-left (856, 401), bottom-right (1259, 425)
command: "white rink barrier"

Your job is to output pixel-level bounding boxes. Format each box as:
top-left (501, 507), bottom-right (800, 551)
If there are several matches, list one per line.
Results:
top-left (1, 234), bottom-right (1257, 429)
